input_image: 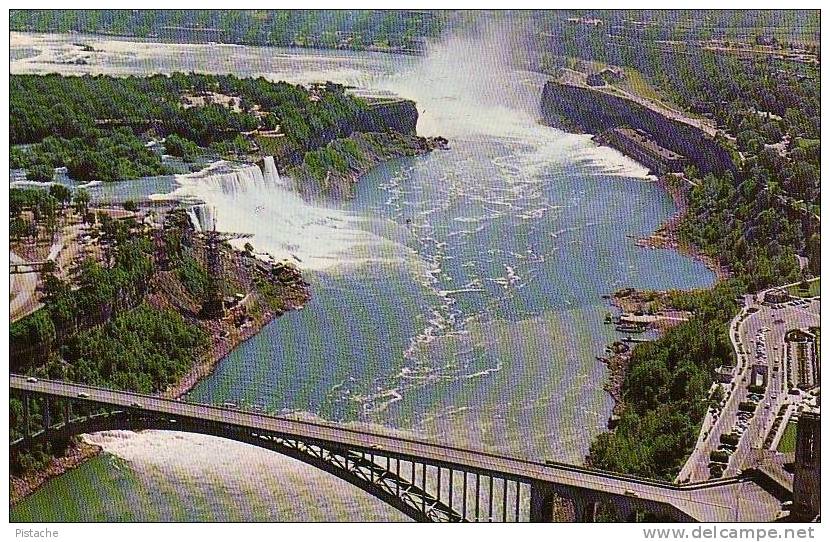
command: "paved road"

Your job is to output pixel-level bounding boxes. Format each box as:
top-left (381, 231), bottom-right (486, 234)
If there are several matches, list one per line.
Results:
top-left (9, 251), bottom-right (42, 322)
top-left (11, 375), bottom-right (782, 522)
top-left (729, 295), bottom-right (819, 475)
top-left (678, 283), bottom-right (820, 483)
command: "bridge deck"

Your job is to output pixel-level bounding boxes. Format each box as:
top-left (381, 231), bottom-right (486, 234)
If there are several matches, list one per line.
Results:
top-left (10, 375), bottom-right (782, 522)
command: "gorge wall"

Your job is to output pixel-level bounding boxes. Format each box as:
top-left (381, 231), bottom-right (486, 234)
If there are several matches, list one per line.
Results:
top-left (273, 98), bottom-right (420, 168)
top-left (289, 131), bottom-right (447, 199)
top-left (361, 99), bottom-right (419, 136)
top-left (540, 81), bottom-right (737, 176)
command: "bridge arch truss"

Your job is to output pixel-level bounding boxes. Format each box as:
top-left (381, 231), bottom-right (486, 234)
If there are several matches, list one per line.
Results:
top-left (11, 391), bottom-right (533, 522)
top-left (11, 381), bottom-right (769, 523)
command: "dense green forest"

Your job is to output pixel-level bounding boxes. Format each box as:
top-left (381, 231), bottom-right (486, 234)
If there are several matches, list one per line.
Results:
top-left (589, 282), bottom-right (742, 479)
top-left (9, 9), bottom-right (441, 51)
top-left (11, 204), bottom-right (164, 364)
top-left (10, 73), bottom-right (372, 183)
top-left (665, 60), bottom-right (819, 286)
top-left (8, 9), bottom-right (821, 492)
top-left (9, 304), bottom-right (206, 473)
top-left (9, 200), bottom-right (209, 474)
top-left (289, 131), bottom-right (441, 196)
top-left (546, 22), bottom-right (820, 290)
top-left (552, 16), bottom-right (820, 481)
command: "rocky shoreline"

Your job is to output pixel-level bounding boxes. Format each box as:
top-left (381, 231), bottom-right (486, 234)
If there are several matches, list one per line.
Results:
top-left (596, 175), bottom-right (726, 431)
top-left (161, 258), bottom-right (310, 400)
top-left (596, 341), bottom-right (633, 422)
top-left (10, 440), bottom-right (102, 506)
top-left (10, 229), bottom-right (311, 506)
top-left (634, 175), bottom-right (730, 282)
top-left (290, 132), bottom-right (449, 198)
top-left (10, 274), bottom-right (309, 506)
top-left (10, 130), bottom-right (430, 505)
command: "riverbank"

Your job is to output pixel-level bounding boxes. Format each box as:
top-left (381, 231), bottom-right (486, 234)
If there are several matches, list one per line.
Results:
top-left (9, 204), bottom-right (311, 505)
top-left (10, 440), bottom-right (101, 506)
top-left (290, 132), bottom-right (449, 198)
top-left (597, 287), bottom-right (694, 426)
top-left (588, 157), bottom-right (726, 446)
top-left (10, 261), bottom-right (309, 506)
top-left (594, 172), bottom-right (729, 419)
top-left (596, 341), bottom-right (633, 422)
top-left (160, 257), bottom-right (310, 400)
top-left (9, 122), bottom-right (435, 505)
top-left (634, 174), bottom-right (730, 282)
top-left (583, 136), bottom-right (740, 479)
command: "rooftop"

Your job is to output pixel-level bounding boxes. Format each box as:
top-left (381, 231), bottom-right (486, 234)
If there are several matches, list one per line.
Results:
top-left (609, 127), bottom-right (685, 161)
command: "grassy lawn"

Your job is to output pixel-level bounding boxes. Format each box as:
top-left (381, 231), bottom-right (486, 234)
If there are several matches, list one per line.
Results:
top-left (777, 420), bottom-right (798, 453)
top-left (621, 67), bottom-right (666, 104)
top-left (794, 137), bottom-right (820, 151)
top-left (787, 278), bottom-right (820, 298)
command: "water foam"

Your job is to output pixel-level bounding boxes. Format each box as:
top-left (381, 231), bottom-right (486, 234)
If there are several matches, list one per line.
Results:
top-left (158, 159), bottom-right (403, 272)
top-left (82, 430), bottom-right (408, 521)
top-left (371, 23), bottom-right (653, 181)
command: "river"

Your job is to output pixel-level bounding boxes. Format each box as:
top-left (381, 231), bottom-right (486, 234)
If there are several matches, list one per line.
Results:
top-left (10, 30), bottom-right (716, 521)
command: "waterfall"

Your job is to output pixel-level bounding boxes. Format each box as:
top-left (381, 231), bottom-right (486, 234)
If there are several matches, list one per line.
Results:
top-left (191, 158), bottom-right (287, 193)
top-left (180, 161), bottom-right (269, 194)
top-left (169, 159), bottom-right (393, 271)
top-left (262, 156), bottom-right (286, 187)
top-left (186, 203), bottom-right (215, 232)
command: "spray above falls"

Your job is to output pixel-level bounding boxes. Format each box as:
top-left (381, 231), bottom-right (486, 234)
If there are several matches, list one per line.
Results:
top-left (166, 158), bottom-right (406, 272)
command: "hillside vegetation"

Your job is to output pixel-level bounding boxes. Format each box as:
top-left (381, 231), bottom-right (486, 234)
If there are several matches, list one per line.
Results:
top-left (10, 74), bottom-right (372, 183)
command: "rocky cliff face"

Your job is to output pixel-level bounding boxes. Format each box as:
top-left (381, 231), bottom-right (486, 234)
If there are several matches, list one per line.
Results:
top-left (540, 81), bottom-right (737, 176)
top-left (289, 131), bottom-right (448, 199)
top-left (276, 99), bottom-right (420, 168)
top-left (361, 100), bottom-right (419, 135)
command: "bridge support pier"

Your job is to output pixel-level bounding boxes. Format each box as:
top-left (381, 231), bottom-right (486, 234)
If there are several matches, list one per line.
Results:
top-left (23, 394), bottom-right (30, 438)
top-left (612, 498), bottom-right (638, 522)
top-left (13, 378), bottom-right (750, 523)
top-left (43, 397), bottom-right (51, 434)
top-left (529, 481), bottom-right (556, 522)
top-left (572, 497), bottom-right (598, 522)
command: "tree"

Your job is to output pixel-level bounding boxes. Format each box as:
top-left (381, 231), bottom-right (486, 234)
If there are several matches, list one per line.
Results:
top-left (26, 164), bottom-right (54, 182)
top-left (123, 200), bottom-right (138, 213)
top-left (73, 188), bottom-right (91, 216)
top-left (49, 184), bottom-right (72, 209)
top-left (683, 164), bottom-right (700, 181)
top-left (709, 385), bottom-right (725, 409)
top-left (805, 234), bottom-right (820, 275)
top-left (10, 217), bottom-right (36, 242)
top-left (164, 134), bottom-right (202, 162)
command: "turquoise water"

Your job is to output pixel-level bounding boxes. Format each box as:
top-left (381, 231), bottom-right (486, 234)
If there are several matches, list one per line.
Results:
top-left (11, 434), bottom-right (407, 522)
top-left (189, 136), bottom-right (714, 460)
top-left (12, 135), bottom-right (715, 522)
top-left (10, 33), bottom-right (716, 522)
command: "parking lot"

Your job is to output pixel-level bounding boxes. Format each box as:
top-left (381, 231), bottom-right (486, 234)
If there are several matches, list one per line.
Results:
top-left (677, 289), bottom-right (819, 483)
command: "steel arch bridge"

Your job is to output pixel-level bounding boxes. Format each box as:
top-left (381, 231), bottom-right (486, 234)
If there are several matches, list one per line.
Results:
top-left (10, 376), bottom-right (782, 522)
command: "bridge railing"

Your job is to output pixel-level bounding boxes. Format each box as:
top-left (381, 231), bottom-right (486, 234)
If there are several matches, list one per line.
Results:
top-left (10, 375), bottom-right (745, 493)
